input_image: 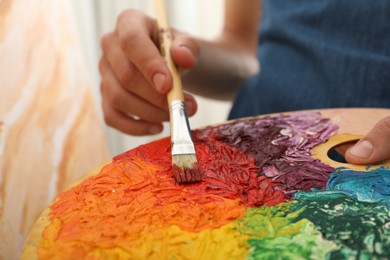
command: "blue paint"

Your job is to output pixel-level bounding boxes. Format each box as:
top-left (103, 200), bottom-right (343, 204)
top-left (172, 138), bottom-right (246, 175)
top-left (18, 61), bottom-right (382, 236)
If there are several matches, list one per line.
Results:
top-left (326, 167), bottom-right (390, 208)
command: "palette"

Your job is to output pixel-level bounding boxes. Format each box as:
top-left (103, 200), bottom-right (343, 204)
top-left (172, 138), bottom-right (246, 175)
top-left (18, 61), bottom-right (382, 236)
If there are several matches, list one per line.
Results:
top-left (22, 108), bottom-right (390, 259)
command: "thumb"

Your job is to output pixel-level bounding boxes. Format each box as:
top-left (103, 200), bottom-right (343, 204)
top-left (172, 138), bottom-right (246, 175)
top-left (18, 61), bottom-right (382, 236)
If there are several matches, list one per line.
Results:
top-left (171, 34), bottom-right (200, 69)
top-left (345, 116), bottom-right (390, 164)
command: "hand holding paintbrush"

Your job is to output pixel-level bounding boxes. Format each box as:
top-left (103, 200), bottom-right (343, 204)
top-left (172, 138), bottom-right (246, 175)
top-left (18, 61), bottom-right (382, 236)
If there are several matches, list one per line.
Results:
top-left (154, 0), bottom-right (201, 184)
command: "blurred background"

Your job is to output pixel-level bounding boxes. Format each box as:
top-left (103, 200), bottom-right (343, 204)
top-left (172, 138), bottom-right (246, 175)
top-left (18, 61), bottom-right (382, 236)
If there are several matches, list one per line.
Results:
top-left (2, 2), bottom-right (233, 257)
top-left (70, 0), bottom-right (231, 156)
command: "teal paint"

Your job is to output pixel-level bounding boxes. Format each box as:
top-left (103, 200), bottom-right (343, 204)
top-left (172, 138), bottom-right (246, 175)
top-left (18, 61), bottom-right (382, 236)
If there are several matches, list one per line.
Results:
top-left (327, 168), bottom-right (390, 208)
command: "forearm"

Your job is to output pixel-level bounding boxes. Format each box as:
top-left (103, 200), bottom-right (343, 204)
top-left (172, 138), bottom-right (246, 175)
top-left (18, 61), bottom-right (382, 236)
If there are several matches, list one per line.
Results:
top-left (181, 0), bottom-right (261, 101)
top-left (182, 39), bottom-right (259, 101)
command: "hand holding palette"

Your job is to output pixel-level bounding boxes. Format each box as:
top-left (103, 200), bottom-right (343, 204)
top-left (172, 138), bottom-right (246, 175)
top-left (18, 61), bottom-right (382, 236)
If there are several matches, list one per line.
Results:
top-left (22, 108), bottom-right (390, 259)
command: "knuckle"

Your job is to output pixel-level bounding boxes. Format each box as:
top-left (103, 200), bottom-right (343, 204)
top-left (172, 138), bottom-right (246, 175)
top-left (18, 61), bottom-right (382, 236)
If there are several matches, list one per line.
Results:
top-left (118, 29), bottom-right (135, 51)
top-left (157, 95), bottom-right (168, 109)
top-left (101, 81), bottom-right (121, 106)
top-left (98, 58), bottom-right (106, 75)
top-left (106, 89), bottom-right (121, 106)
top-left (116, 12), bottom-right (144, 49)
top-left (115, 8), bottom-right (155, 50)
top-left (99, 82), bottom-right (104, 94)
top-left (102, 112), bottom-right (115, 127)
top-left (117, 9), bottom-right (151, 30)
top-left (118, 30), bottom-right (145, 58)
top-left (100, 32), bottom-right (113, 52)
top-left (116, 64), bottom-right (134, 87)
top-left (117, 9), bottom-right (140, 25)
top-left (138, 58), bottom-right (159, 81)
top-left (381, 116), bottom-right (390, 131)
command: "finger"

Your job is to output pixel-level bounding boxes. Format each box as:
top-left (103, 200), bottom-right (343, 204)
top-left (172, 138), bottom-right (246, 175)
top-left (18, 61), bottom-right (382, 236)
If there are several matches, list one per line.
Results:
top-left (345, 116), bottom-right (390, 164)
top-left (116, 9), bottom-right (172, 93)
top-left (170, 34), bottom-right (200, 69)
top-left (101, 32), bottom-right (139, 91)
top-left (99, 48), bottom-right (170, 111)
top-left (101, 32), bottom-right (171, 111)
top-left (100, 60), bottom-right (170, 123)
top-left (101, 93), bottom-right (164, 136)
top-left (99, 54), bottom-right (197, 120)
top-left (183, 93), bottom-right (198, 117)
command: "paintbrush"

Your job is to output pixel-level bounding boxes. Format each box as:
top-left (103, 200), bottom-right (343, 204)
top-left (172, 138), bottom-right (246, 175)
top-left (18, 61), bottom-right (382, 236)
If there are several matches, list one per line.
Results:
top-left (154, 0), bottom-right (201, 184)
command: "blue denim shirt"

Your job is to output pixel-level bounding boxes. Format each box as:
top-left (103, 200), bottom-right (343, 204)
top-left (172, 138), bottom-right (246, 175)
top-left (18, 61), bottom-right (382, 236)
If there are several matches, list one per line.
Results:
top-left (229, 0), bottom-right (390, 119)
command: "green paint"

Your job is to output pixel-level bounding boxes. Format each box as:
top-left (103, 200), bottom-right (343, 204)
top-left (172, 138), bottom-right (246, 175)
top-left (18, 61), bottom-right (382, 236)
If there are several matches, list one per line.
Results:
top-left (246, 221), bottom-right (337, 260)
top-left (234, 205), bottom-right (338, 259)
top-left (292, 191), bottom-right (390, 259)
top-left (235, 204), bottom-right (295, 238)
top-left (231, 190), bottom-right (390, 259)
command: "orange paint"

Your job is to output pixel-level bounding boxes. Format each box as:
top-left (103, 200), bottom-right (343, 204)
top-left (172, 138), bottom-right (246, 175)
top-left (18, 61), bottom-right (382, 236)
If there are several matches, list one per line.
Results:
top-left (39, 137), bottom-right (286, 257)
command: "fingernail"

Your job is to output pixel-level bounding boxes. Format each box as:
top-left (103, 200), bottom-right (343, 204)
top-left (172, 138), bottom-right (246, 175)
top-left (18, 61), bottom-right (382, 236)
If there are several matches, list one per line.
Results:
top-left (153, 73), bottom-right (166, 92)
top-left (349, 140), bottom-right (374, 159)
top-left (148, 126), bottom-right (162, 135)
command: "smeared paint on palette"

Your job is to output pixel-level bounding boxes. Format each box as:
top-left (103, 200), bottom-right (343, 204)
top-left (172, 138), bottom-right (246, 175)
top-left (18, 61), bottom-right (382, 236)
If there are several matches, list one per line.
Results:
top-left (35, 111), bottom-right (390, 259)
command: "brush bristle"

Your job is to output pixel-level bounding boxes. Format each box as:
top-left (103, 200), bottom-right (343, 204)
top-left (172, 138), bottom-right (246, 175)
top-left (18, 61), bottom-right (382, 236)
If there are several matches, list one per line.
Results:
top-left (172, 154), bottom-right (201, 184)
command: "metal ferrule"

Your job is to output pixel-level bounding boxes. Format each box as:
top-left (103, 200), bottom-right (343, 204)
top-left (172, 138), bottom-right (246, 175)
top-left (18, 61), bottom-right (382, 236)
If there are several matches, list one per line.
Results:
top-left (170, 100), bottom-right (196, 155)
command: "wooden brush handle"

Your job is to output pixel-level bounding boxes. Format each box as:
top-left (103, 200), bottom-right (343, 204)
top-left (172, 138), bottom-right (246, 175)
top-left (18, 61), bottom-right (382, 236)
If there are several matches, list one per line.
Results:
top-left (155, 0), bottom-right (184, 104)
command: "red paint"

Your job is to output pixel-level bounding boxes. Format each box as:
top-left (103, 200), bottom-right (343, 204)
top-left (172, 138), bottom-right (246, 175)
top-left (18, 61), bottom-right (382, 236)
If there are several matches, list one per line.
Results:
top-left (116, 137), bottom-right (286, 207)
